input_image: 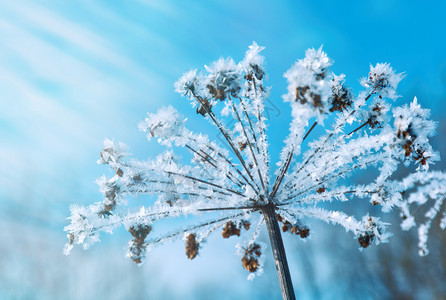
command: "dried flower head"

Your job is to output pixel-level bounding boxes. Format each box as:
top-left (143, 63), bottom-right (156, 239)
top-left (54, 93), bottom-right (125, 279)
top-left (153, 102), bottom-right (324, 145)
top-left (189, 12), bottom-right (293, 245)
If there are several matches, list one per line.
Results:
top-left (205, 58), bottom-right (241, 101)
top-left (65, 43), bottom-right (444, 291)
top-left (360, 63), bottom-right (405, 100)
top-left (329, 74), bottom-right (353, 113)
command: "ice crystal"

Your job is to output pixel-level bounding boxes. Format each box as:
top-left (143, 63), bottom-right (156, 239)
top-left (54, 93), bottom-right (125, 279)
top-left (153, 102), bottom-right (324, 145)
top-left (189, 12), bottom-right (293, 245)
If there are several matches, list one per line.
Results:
top-left (65, 42), bottom-right (444, 279)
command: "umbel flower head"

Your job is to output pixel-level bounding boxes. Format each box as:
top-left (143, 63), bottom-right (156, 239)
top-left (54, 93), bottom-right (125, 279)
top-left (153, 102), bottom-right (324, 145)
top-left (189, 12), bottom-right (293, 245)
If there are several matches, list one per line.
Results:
top-left (65, 42), bottom-right (444, 285)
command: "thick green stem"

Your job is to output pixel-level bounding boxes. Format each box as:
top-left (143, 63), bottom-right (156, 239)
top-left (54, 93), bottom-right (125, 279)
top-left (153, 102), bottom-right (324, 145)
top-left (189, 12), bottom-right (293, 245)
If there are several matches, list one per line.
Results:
top-left (262, 203), bottom-right (296, 300)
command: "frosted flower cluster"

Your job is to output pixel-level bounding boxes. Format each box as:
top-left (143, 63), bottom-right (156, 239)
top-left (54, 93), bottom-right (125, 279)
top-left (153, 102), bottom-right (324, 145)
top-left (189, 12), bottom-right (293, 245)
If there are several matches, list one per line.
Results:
top-left (360, 63), bottom-right (405, 100)
top-left (283, 46), bottom-right (333, 122)
top-left (65, 42), bottom-right (444, 278)
top-left (138, 105), bottom-right (186, 145)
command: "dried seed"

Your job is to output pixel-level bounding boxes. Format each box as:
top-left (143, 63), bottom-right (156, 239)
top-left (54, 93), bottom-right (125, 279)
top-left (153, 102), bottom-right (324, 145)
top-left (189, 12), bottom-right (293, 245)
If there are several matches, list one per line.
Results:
top-left (186, 233), bottom-right (199, 260)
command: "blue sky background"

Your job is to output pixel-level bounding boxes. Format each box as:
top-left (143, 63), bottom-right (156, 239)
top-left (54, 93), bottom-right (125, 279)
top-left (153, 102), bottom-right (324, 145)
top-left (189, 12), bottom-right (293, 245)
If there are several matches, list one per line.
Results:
top-left (0, 1), bottom-right (445, 299)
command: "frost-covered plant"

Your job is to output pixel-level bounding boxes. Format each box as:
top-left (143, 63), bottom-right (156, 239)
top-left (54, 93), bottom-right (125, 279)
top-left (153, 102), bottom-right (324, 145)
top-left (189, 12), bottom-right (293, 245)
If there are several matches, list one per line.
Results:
top-left (394, 171), bottom-right (446, 256)
top-left (65, 42), bottom-right (444, 300)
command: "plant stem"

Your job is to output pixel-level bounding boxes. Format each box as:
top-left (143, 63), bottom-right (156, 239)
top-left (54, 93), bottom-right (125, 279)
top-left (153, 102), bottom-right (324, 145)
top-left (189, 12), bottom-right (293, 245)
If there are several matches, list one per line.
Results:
top-left (262, 203), bottom-right (296, 300)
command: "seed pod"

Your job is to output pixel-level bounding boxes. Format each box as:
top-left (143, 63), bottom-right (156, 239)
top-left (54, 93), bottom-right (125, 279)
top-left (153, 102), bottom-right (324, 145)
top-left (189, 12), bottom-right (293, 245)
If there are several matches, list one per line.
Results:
top-left (196, 98), bottom-right (212, 116)
top-left (241, 220), bottom-right (251, 231)
top-left (295, 86), bottom-right (309, 104)
top-left (222, 221), bottom-right (241, 238)
top-left (316, 187), bottom-right (326, 194)
top-left (129, 225), bottom-right (152, 241)
top-left (238, 142), bottom-right (247, 151)
top-left (68, 234), bottom-right (74, 245)
top-left (280, 219), bottom-right (310, 239)
top-left (128, 225), bottom-right (152, 264)
top-left (281, 220), bottom-right (292, 233)
top-left (358, 232), bottom-right (375, 248)
top-left (186, 233), bottom-right (199, 260)
top-left (115, 168), bottom-right (124, 177)
top-left (242, 243), bottom-right (262, 273)
top-left (298, 227), bottom-right (310, 239)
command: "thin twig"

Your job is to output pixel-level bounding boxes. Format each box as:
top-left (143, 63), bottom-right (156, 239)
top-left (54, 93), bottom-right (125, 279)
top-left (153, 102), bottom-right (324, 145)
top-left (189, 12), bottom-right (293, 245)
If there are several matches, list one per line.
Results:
top-left (185, 144), bottom-right (244, 189)
top-left (270, 121), bottom-right (318, 201)
top-left (239, 97), bottom-right (260, 154)
top-left (197, 204), bottom-right (263, 212)
top-left (146, 212), bottom-right (245, 246)
top-left (166, 170), bottom-right (246, 198)
top-left (231, 100), bottom-right (267, 193)
top-left (280, 157), bottom-right (381, 204)
top-left (187, 135), bottom-right (259, 193)
top-left (249, 77), bottom-right (270, 182)
top-left (347, 121), bottom-right (368, 136)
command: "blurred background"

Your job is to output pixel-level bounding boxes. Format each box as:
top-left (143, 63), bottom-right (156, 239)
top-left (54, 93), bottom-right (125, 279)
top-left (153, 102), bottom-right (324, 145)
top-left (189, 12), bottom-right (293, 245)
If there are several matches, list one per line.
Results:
top-left (0, 0), bottom-right (445, 299)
